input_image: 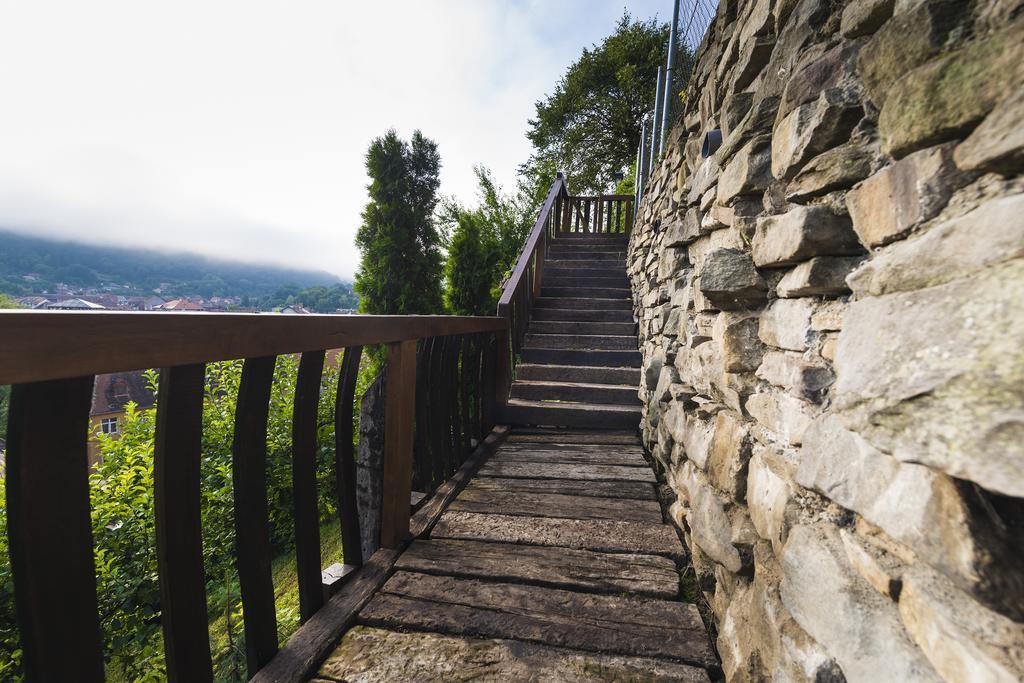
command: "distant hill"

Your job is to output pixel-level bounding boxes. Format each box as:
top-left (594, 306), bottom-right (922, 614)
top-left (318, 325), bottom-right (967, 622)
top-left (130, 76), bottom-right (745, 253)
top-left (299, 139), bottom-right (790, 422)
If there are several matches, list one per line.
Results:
top-left (0, 229), bottom-right (355, 308)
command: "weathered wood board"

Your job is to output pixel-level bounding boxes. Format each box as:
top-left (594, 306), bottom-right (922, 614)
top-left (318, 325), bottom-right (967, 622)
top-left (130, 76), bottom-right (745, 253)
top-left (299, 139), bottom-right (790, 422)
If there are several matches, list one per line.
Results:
top-left (507, 430), bottom-right (641, 446)
top-left (449, 487), bottom-right (663, 523)
top-left (495, 447), bottom-right (648, 467)
top-left (358, 572), bottom-right (716, 667)
top-left (432, 511), bottom-right (683, 557)
top-left (396, 538), bottom-right (678, 598)
top-left (315, 626), bottom-right (711, 682)
top-left (477, 460), bottom-right (656, 482)
top-left (464, 476), bottom-right (656, 500)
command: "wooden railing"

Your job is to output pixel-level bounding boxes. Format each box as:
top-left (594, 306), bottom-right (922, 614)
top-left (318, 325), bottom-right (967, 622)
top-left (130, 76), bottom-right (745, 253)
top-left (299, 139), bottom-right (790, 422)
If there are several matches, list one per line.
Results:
top-left (559, 194), bottom-right (634, 236)
top-left (0, 310), bottom-right (505, 682)
top-left (496, 177), bottom-right (634, 398)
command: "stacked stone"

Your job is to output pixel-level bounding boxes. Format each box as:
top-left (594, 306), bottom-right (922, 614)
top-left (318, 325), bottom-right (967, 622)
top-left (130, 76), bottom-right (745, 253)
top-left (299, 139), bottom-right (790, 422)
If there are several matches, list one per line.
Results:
top-left (628, 0), bottom-right (1023, 680)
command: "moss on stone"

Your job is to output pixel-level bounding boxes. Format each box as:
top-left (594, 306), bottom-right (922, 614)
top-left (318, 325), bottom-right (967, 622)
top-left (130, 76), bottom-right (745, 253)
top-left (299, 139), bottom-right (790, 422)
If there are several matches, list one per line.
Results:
top-left (880, 21), bottom-right (1024, 157)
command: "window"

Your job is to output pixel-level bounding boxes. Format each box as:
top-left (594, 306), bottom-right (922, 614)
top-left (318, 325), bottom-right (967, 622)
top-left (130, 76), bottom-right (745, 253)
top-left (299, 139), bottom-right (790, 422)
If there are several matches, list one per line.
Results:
top-left (100, 417), bottom-right (119, 435)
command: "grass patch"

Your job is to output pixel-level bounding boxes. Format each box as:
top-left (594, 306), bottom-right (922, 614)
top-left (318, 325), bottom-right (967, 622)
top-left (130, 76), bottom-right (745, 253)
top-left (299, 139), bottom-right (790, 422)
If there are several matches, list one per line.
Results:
top-left (208, 518), bottom-right (344, 681)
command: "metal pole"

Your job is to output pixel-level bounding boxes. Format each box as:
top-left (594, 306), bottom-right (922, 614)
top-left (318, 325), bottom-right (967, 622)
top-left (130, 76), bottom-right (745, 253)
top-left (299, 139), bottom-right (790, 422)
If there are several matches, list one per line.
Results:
top-left (661, 0), bottom-right (680, 151)
top-left (649, 67), bottom-right (664, 174)
top-left (634, 139), bottom-right (642, 207)
top-left (637, 120), bottom-right (648, 201)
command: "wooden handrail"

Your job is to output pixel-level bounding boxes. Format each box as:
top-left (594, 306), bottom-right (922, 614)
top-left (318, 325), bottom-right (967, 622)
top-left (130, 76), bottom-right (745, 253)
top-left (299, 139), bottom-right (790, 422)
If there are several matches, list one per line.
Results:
top-left (0, 310), bottom-right (505, 385)
top-left (0, 309), bottom-right (506, 681)
top-left (497, 177), bottom-right (564, 309)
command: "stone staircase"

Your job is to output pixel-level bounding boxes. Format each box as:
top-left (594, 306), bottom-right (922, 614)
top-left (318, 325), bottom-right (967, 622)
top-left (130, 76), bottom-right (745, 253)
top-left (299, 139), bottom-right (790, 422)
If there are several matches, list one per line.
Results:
top-left (503, 235), bottom-right (642, 430)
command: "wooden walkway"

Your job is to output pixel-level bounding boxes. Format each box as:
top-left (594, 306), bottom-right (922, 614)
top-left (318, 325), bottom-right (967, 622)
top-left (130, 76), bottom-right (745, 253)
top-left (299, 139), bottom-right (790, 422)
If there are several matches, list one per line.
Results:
top-left (308, 428), bottom-right (718, 682)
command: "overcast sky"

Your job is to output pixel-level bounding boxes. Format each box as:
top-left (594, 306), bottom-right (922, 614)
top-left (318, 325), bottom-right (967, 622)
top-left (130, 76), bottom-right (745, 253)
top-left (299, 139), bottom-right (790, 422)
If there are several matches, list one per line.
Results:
top-left (0, 1), bottom-right (669, 279)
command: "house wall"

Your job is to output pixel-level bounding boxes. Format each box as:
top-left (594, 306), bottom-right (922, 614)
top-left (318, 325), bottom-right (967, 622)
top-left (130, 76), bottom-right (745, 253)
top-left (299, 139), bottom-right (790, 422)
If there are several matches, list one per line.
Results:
top-left (630, 0), bottom-right (1023, 679)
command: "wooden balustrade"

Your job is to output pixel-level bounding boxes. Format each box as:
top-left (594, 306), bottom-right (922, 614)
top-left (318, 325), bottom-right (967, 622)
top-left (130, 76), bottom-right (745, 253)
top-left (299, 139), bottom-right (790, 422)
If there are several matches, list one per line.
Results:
top-left (559, 194), bottom-right (634, 236)
top-left (0, 310), bottom-right (505, 682)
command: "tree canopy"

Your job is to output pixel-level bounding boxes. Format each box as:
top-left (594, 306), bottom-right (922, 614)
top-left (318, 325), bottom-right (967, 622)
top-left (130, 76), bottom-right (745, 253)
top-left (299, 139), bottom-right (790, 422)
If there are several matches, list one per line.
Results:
top-left (440, 166), bottom-right (533, 315)
top-left (355, 130), bottom-right (444, 314)
top-left (523, 12), bottom-right (669, 196)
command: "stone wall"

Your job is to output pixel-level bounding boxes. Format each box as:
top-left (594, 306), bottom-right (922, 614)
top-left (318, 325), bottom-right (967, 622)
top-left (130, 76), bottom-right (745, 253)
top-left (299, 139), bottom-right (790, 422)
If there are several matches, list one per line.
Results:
top-left (629, 0), bottom-right (1023, 680)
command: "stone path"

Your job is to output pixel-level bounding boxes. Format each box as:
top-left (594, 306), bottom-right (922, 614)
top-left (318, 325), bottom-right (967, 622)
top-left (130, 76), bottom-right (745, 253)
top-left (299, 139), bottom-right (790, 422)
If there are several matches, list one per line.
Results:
top-left (310, 429), bottom-right (718, 682)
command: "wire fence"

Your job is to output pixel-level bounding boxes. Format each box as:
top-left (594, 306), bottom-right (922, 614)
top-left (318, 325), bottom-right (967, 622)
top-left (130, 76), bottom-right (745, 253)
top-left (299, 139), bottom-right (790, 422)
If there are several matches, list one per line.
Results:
top-left (636, 0), bottom-right (719, 205)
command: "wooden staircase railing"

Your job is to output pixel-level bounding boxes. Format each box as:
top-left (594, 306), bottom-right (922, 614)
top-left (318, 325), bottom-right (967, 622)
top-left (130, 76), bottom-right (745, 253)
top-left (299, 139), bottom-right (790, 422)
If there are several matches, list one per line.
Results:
top-left (0, 310), bottom-right (505, 682)
top-left (495, 176), bottom-right (635, 404)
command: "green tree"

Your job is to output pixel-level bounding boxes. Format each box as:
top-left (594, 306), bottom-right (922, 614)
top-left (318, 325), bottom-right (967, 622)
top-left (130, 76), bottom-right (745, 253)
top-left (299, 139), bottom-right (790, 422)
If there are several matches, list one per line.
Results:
top-left (355, 130), bottom-right (444, 315)
top-left (523, 12), bottom-right (670, 195)
top-left (440, 167), bottom-right (535, 315)
top-left (444, 212), bottom-right (499, 315)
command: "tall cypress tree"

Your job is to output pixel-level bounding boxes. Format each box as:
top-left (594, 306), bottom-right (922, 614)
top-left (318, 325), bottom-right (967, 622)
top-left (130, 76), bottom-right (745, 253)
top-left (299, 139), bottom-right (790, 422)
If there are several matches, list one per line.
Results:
top-left (444, 212), bottom-right (499, 316)
top-left (355, 130), bottom-right (444, 314)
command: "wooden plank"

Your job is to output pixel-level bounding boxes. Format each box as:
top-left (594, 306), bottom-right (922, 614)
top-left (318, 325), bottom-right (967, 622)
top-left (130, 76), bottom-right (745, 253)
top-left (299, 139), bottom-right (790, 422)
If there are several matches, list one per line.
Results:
top-left (334, 345), bottom-right (363, 568)
top-left (396, 538), bottom-right (678, 598)
top-left (153, 364), bottom-right (214, 682)
top-left (477, 460), bottom-right (656, 482)
top-left (250, 547), bottom-right (401, 683)
top-left (441, 335), bottom-right (461, 476)
top-left (316, 627), bottom-right (711, 682)
top-left (380, 340), bottom-right (417, 549)
top-left (458, 335), bottom-right (473, 461)
top-left (412, 337), bottom-right (433, 492)
top-left (494, 447), bottom-right (649, 467)
top-left (5, 377), bottom-right (105, 682)
top-left (465, 476), bottom-right (656, 500)
top-left (432, 511), bottom-right (683, 557)
top-left (507, 430), bottom-right (641, 445)
top-left (292, 351), bottom-right (326, 622)
top-left (426, 335), bottom-right (446, 487)
top-left (232, 355), bottom-right (279, 676)
top-left (0, 311), bottom-right (506, 385)
top-left (360, 572), bottom-right (717, 667)
top-left (499, 442), bottom-right (647, 455)
top-left (449, 488), bottom-right (663, 523)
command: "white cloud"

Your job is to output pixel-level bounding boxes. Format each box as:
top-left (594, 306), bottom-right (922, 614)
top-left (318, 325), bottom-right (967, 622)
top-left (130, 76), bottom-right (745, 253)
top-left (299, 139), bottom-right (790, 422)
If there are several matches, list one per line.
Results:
top-left (0, 0), bottom-right (668, 278)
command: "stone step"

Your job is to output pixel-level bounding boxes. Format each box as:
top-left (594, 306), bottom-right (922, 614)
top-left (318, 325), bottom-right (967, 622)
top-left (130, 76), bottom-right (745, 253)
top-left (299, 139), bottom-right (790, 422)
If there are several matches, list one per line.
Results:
top-left (543, 275), bottom-right (630, 288)
top-left (534, 296), bottom-right (633, 311)
top-left (521, 347), bottom-right (642, 367)
top-left (525, 333), bottom-right (637, 351)
top-left (395, 538), bottom-right (676, 597)
top-left (528, 320), bottom-right (636, 336)
top-left (544, 251), bottom-right (625, 262)
top-left (545, 264), bottom-right (626, 277)
top-left (540, 286), bottom-right (632, 299)
top-left (550, 236), bottom-right (628, 245)
top-left (358, 573), bottom-right (715, 667)
top-left (316, 627), bottom-right (712, 682)
top-left (548, 240), bottom-right (627, 250)
top-left (515, 363), bottom-right (641, 385)
top-left (501, 398), bottom-right (641, 429)
top-left (531, 307), bottom-right (634, 322)
top-left (510, 380), bottom-right (639, 406)
top-left (546, 260), bottom-right (627, 272)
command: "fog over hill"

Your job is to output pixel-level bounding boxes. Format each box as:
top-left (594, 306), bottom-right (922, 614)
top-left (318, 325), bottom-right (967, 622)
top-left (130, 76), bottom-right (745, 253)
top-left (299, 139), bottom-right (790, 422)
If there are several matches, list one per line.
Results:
top-left (0, 228), bottom-right (347, 301)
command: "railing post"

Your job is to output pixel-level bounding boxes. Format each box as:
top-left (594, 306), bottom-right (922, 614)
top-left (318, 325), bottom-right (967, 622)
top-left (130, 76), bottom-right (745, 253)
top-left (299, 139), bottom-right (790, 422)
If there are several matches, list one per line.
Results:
top-left (154, 363), bottom-right (214, 682)
top-left (494, 305), bottom-right (512, 416)
top-left (5, 376), bottom-right (105, 683)
top-left (379, 339), bottom-right (417, 549)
